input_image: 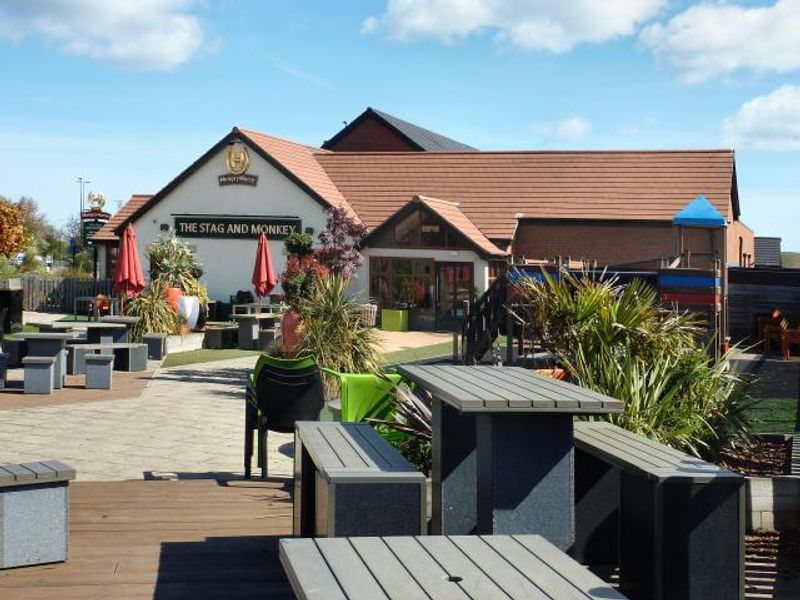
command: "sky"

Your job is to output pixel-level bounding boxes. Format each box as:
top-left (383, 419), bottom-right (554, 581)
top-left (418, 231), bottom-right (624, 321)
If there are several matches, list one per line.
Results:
top-left (0, 0), bottom-right (798, 248)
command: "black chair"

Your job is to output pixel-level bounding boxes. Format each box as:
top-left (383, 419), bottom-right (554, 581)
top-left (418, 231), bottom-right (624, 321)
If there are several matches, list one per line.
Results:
top-left (244, 355), bottom-right (324, 479)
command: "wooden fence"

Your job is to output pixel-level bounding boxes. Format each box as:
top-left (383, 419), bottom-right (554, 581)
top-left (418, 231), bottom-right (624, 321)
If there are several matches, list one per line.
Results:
top-left (728, 268), bottom-right (800, 344)
top-left (21, 276), bottom-right (114, 313)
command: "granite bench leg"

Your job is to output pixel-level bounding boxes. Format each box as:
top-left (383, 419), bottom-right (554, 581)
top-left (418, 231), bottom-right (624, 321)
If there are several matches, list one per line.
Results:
top-left (85, 355), bottom-right (114, 389)
top-left (573, 447), bottom-right (621, 565)
top-left (142, 335), bottom-right (166, 360)
top-left (0, 352), bottom-right (8, 389)
top-left (23, 362), bottom-right (55, 395)
top-left (0, 481), bottom-right (70, 568)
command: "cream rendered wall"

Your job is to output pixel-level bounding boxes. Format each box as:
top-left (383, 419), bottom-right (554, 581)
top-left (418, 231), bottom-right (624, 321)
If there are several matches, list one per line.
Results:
top-left (129, 144), bottom-right (329, 301)
top-left (352, 247), bottom-right (490, 301)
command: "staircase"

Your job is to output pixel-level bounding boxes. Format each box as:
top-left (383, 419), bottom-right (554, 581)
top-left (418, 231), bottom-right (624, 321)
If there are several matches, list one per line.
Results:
top-left (460, 272), bottom-right (508, 364)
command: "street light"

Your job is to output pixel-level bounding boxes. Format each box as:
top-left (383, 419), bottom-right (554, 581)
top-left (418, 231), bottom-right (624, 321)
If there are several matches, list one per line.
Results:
top-left (77, 177), bottom-right (90, 244)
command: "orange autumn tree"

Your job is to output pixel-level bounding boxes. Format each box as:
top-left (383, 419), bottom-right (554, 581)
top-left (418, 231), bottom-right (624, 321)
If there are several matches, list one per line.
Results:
top-left (0, 197), bottom-right (25, 259)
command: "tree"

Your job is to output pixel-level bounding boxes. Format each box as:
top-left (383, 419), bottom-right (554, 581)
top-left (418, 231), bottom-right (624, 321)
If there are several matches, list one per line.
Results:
top-left (315, 206), bottom-right (368, 277)
top-left (0, 196), bottom-right (25, 258)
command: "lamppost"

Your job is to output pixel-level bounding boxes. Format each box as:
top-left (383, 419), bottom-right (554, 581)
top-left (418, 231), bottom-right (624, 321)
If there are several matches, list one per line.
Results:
top-left (77, 176), bottom-right (90, 244)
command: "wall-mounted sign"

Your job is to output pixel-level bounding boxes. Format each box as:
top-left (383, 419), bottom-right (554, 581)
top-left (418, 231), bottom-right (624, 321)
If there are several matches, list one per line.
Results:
top-left (174, 215), bottom-right (301, 240)
top-left (219, 144), bottom-right (258, 186)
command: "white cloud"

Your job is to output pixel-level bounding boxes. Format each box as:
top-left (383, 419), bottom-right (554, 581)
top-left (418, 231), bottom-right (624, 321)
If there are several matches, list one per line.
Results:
top-left (723, 85), bottom-right (800, 150)
top-left (641, 0), bottom-right (800, 83)
top-left (535, 115), bottom-right (591, 141)
top-left (0, 0), bottom-right (205, 71)
top-left (362, 0), bottom-right (666, 53)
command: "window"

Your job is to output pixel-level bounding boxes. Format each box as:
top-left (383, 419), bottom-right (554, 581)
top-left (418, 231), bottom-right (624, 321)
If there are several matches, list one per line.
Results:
top-left (369, 257), bottom-right (435, 313)
top-left (393, 210), bottom-right (420, 247)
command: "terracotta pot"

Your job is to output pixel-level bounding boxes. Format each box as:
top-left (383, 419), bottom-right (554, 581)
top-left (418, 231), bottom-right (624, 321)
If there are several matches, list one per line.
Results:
top-left (532, 367), bottom-right (569, 381)
top-left (281, 309), bottom-right (302, 355)
top-left (164, 287), bottom-right (183, 312)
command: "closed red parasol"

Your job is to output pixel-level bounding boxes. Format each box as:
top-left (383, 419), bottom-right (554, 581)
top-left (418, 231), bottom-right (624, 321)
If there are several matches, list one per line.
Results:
top-left (113, 224), bottom-right (145, 298)
top-left (251, 233), bottom-right (277, 299)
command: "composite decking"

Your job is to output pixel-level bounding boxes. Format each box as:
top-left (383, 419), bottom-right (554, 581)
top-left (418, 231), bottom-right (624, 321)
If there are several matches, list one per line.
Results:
top-left (0, 479), bottom-right (295, 599)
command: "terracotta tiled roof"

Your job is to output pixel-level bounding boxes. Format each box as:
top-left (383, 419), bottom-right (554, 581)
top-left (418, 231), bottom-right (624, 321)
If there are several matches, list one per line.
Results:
top-left (238, 128), bottom-right (359, 221)
top-left (414, 195), bottom-right (506, 257)
top-left (92, 194), bottom-right (153, 242)
top-left (315, 150), bottom-right (737, 240)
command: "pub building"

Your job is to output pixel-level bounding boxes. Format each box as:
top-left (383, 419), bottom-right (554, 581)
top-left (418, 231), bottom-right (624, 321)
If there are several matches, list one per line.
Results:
top-left (93, 107), bottom-right (754, 331)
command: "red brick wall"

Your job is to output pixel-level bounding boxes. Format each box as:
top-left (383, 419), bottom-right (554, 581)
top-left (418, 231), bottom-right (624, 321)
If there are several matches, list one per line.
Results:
top-left (325, 114), bottom-right (420, 152)
top-left (727, 220), bottom-right (755, 266)
top-left (513, 219), bottom-right (725, 268)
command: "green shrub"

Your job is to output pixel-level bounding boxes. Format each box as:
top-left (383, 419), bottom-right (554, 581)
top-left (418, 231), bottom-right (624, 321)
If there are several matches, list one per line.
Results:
top-left (511, 268), bottom-right (753, 459)
top-left (147, 232), bottom-right (204, 290)
top-left (296, 275), bottom-right (384, 376)
top-left (124, 279), bottom-right (179, 341)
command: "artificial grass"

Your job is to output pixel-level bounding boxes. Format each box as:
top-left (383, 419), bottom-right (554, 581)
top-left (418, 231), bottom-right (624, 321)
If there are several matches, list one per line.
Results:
top-left (383, 341), bottom-right (454, 365)
top-left (162, 348), bottom-right (262, 368)
top-left (160, 339), bottom-right (456, 369)
top-left (743, 396), bottom-right (799, 434)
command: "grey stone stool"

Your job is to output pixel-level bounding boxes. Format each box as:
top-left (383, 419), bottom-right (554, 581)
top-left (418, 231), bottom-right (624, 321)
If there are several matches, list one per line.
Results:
top-left (142, 333), bottom-right (167, 360)
top-left (0, 460), bottom-right (76, 569)
top-left (115, 344), bottom-right (148, 372)
top-left (0, 352), bottom-right (8, 389)
top-left (85, 354), bottom-right (114, 389)
top-left (22, 356), bottom-right (57, 395)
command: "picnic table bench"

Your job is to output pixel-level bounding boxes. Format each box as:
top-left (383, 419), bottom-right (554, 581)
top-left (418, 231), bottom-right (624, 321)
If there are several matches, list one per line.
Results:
top-left (294, 421), bottom-right (426, 537)
top-left (71, 342), bottom-right (147, 373)
top-left (280, 534), bottom-right (629, 600)
top-left (573, 420), bottom-right (745, 600)
top-left (0, 460), bottom-right (76, 569)
top-left (397, 364), bottom-right (622, 549)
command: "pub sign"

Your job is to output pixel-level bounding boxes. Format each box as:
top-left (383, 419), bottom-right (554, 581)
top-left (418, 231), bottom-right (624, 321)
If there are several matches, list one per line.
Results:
top-left (173, 215), bottom-right (301, 240)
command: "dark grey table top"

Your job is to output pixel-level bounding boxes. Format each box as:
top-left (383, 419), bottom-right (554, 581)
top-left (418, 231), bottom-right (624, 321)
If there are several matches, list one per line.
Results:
top-left (99, 316), bottom-right (141, 325)
top-left (15, 332), bottom-right (79, 341)
top-left (397, 365), bottom-right (623, 414)
top-left (279, 534), bottom-right (628, 600)
top-left (574, 421), bottom-right (742, 481)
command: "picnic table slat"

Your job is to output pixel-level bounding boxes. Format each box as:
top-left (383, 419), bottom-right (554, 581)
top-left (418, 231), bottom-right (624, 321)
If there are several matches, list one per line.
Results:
top-left (279, 539), bottom-right (347, 600)
top-left (296, 423), bottom-right (345, 471)
top-left (348, 537), bottom-right (431, 600)
top-left (19, 461), bottom-right (57, 481)
top-left (397, 365), bottom-right (485, 409)
top-left (446, 536), bottom-right (551, 600)
top-left (345, 423), bottom-right (412, 471)
top-left (435, 365), bottom-right (531, 407)
top-left (382, 537), bottom-right (471, 600)
top-left (38, 460), bottom-right (77, 480)
top-left (0, 463), bottom-right (36, 483)
top-left (315, 538), bottom-right (390, 600)
top-left (512, 535), bottom-right (629, 600)
top-left (480, 367), bottom-right (578, 410)
top-left (505, 368), bottom-right (619, 410)
top-left (415, 536), bottom-right (513, 600)
top-left (320, 424), bottom-right (372, 470)
top-left (479, 536), bottom-right (593, 600)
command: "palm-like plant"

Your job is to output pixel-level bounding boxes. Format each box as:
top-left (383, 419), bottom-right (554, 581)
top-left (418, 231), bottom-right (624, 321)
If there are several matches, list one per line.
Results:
top-left (124, 279), bottom-right (179, 341)
top-left (296, 275), bottom-right (384, 376)
top-left (511, 268), bottom-right (753, 459)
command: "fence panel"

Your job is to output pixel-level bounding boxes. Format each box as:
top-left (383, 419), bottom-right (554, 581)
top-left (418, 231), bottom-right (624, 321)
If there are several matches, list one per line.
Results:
top-left (21, 275), bottom-right (114, 313)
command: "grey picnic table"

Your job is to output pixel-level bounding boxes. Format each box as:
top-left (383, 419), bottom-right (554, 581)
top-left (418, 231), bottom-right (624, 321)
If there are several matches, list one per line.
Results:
top-left (279, 534), bottom-right (629, 600)
top-left (397, 365), bottom-right (623, 550)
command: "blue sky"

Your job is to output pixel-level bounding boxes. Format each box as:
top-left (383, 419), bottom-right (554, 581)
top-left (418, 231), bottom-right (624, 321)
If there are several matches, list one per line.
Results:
top-left (0, 1), bottom-right (798, 248)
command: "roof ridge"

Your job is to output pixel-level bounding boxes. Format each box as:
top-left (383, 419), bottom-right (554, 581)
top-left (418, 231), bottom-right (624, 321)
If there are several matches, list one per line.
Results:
top-left (316, 148), bottom-right (735, 156)
top-left (414, 194), bottom-right (460, 207)
top-left (235, 126), bottom-right (326, 152)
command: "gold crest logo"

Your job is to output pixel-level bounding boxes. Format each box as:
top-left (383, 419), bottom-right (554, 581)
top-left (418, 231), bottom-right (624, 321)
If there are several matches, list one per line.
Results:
top-left (226, 144), bottom-right (250, 176)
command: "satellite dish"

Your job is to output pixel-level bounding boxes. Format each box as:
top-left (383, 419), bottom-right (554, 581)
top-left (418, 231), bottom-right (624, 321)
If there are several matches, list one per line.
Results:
top-left (87, 191), bottom-right (106, 211)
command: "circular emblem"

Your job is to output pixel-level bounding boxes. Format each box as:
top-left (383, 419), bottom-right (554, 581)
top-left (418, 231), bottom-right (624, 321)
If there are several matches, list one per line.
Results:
top-left (87, 191), bottom-right (106, 211)
top-left (226, 144), bottom-right (250, 176)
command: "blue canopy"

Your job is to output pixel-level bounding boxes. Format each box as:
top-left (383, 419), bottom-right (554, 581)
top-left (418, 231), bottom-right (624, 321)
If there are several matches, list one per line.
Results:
top-left (673, 195), bottom-right (726, 227)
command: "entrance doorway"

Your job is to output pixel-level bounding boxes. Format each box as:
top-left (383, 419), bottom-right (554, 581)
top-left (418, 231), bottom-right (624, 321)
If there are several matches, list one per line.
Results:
top-left (436, 262), bottom-right (473, 331)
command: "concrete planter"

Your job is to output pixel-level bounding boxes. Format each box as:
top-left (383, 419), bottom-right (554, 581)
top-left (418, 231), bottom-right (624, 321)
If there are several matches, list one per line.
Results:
top-left (746, 474), bottom-right (800, 531)
top-left (164, 333), bottom-right (205, 354)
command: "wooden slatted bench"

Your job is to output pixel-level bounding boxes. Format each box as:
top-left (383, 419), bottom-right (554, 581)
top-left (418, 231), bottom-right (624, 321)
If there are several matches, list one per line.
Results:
top-left (0, 460), bottom-right (76, 569)
top-left (294, 421), bottom-right (426, 537)
top-left (573, 420), bottom-right (745, 600)
top-left (280, 533), bottom-right (629, 600)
